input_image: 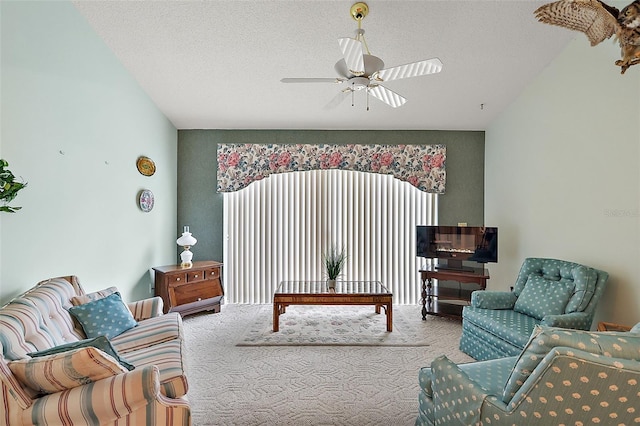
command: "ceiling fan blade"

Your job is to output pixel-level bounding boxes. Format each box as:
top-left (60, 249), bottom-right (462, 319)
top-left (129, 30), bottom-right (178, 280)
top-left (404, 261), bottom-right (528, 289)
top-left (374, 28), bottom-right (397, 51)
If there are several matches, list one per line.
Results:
top-left (323, 90), bottom-right (350, 110)
top-left (281, 78), bottom-right (344, 83)
top-left (375, 58), bottom-right (443, 82)
top-left (338, 38), bottom-right (365, 76)
top-left (368, 85), bottom-right (407, 108)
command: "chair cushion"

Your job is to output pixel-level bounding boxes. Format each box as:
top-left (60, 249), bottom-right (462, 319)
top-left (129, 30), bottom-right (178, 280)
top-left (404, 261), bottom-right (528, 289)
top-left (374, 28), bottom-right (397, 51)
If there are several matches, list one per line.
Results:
top-left (111, 312), bottom-right (183, 354)
top-left (0, 355), bottom-right (34, 409)
top-left (70, 286), bottom-right (119, 306)
top-left (418, 366), bottom-right (433, 398)
top-left (24, 279), bottom-right (87, 343)
top-left (462, 306), bottom-right (540, 350)
top-left (502, 325), bottom-right (640, 404)
top-left (0, 298), bottom-right (60, 360)
top-left (8, 347), bottom-right (127, 395)
top-left (27, 335), bottom-right (134, 370)
top-left (470, 291), bottom-right (516, 310)
top-left (512, 259), bottom-right (599, 314)
top-left (68, 292), bottom-right (137, 339)
top-left (121, 338), bottom-right (188, 398)
top-left (459, 356), bottom-right (518, 395)
top-left (513, 275), bottom-right (574, 320)
top-left (564, 267), bottom-right (598, 313)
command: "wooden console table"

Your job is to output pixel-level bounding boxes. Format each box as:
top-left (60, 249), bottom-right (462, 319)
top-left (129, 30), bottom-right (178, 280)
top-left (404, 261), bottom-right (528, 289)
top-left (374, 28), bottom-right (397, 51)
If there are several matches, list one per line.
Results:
top-left (419, 267), bottom-right (489, 320)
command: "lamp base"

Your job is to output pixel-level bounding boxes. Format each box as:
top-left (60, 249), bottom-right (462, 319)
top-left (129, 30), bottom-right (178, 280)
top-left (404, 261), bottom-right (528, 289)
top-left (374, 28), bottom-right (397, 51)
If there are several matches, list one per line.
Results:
top-left (180, 248), bottom-right (193, 268)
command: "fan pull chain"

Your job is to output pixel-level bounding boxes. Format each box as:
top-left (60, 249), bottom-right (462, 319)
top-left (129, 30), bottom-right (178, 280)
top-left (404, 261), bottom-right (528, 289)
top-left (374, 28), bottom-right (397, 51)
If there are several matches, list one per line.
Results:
top-left (366, 88), bottom-right (370, 111)
top-left (351, 83), bottom-right (355, 107)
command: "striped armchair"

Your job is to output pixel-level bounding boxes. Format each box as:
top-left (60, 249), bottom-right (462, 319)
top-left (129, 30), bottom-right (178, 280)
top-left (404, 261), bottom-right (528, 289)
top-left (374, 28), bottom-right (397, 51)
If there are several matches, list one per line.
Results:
top-left (0, 276), bottom-right (191, 426)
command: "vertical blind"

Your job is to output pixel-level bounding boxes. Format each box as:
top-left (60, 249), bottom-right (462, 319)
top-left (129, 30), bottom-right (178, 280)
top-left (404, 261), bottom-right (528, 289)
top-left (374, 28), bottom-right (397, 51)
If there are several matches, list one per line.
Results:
top-left (223, 169), bottom-right (436, 304)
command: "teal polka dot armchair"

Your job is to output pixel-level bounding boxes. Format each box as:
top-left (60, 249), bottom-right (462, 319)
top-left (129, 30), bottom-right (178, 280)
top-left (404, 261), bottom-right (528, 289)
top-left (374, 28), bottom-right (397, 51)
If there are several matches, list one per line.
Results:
top-left (416, 325), bottom-right (640, 426)
top-left (459, 258), bottom-right (609, 361)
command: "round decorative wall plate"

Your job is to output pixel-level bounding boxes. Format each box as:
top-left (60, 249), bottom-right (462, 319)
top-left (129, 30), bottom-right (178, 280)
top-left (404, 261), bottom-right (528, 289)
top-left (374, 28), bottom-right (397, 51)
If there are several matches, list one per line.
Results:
top-left (138, 189), bottom-right (154, 212)
top-left (136, 156), bottom-right (156, 176)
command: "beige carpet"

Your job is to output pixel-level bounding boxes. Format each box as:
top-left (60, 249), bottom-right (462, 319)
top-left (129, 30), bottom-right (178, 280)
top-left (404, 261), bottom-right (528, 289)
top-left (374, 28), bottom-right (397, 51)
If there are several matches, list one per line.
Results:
top-left (182, 304), bottom-right (474, 426)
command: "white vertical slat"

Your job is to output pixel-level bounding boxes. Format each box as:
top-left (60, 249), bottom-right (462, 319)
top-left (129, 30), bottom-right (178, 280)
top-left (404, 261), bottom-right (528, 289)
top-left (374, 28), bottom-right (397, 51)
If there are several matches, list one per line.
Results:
top-left (223, 169), bottom-right (436, 304)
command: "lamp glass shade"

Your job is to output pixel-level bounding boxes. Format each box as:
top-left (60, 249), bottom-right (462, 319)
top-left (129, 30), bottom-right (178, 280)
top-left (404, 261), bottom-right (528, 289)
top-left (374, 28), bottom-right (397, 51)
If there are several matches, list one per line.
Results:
top-left (176, 233), bottom-right (197, 246)
top-left (176, 226), bottom-right (197, 247)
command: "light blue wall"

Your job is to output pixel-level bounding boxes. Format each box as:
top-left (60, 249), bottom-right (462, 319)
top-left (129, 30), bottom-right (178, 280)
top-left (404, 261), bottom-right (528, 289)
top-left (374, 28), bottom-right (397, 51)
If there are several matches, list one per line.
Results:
top-left (486, 36), bottom-right (640, 326)
top-left (0, 1), bottom-right (178, 304)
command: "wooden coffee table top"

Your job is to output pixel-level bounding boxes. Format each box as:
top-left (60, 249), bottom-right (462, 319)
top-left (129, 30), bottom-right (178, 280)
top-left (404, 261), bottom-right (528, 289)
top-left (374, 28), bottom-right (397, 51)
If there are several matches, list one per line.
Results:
top-left (275, 280), bottom-right (390, 295)
top-left (273, 280), bottom-right (393, 332)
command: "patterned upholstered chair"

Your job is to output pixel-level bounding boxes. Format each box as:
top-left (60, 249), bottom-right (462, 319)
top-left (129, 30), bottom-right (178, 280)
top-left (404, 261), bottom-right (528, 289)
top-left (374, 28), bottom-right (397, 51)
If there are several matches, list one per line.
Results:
top-left (416, 324), bottom-right (640, 425)
top-left (459, 258), bottom-right (608, 360)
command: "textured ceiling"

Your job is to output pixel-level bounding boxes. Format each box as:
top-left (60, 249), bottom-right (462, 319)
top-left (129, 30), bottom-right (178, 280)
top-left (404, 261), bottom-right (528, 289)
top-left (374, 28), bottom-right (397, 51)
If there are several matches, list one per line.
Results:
top-left (72, 1), bottom-right (575, 130)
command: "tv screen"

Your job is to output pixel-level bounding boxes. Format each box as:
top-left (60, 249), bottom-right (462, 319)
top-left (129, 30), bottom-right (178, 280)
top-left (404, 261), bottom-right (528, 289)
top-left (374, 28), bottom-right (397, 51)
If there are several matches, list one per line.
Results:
top-left (416, 226), bottom-right (498, 264)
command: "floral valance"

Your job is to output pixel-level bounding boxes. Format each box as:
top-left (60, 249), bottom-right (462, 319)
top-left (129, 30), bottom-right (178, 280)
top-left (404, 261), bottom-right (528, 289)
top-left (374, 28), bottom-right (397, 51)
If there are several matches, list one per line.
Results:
top-left (217, 144), bottom-right (446, 193)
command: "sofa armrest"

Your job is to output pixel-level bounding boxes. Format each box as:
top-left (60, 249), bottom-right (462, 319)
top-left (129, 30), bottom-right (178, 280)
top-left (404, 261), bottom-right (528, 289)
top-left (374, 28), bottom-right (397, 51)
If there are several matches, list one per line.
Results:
top-left (540, 311), bottom-right (591, 329)
top-left (430, 355), bottom-right (489, 426)
top-left (127, 297), bottom-right (164, 321)
top-left (22, 365), bottom-right (187, 425)
top-left (470, 291), bottom-right (516, 309)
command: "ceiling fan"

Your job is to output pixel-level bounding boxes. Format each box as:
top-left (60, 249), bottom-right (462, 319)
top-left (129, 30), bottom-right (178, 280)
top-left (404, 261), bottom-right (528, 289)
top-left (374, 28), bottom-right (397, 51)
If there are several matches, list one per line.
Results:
top-left (281, 2), bottom-right (443, 110)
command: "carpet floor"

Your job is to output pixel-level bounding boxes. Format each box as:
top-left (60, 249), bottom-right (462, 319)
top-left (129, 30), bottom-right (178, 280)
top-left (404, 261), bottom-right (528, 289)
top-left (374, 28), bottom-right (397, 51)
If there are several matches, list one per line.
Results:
top-left (182, 304), bottom-right (475, 426)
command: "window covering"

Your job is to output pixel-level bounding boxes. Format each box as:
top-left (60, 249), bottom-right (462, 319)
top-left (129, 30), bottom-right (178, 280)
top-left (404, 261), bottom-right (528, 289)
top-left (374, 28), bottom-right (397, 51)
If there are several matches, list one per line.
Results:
top-left (217, 144), bottom-right (446, 193)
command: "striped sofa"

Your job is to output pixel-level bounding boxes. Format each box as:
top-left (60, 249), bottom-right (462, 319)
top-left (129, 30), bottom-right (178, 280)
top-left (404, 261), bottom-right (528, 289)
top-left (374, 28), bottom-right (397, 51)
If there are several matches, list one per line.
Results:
top-left (0, 276), bottom-right (191, 425)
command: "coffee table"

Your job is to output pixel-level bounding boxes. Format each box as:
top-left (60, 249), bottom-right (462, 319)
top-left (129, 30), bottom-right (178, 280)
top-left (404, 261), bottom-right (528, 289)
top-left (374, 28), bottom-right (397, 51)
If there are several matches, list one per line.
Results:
top-left (273, 280), bottom-right (393, 332)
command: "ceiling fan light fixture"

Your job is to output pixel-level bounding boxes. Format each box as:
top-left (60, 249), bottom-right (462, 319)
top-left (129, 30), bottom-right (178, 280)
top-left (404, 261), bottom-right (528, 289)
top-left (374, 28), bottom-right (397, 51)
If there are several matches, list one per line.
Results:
top-left (334, 54), bottom-right (384, 79)
top-left (349, 77), bottom-right (370, 91)
top-left (280, 1), bottom-right (442, 110)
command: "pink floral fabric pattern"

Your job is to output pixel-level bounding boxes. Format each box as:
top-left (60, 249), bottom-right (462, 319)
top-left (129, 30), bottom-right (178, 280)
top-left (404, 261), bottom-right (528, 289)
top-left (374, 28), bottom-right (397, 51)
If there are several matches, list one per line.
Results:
top-left (217, 144), bottom-right (446, 193)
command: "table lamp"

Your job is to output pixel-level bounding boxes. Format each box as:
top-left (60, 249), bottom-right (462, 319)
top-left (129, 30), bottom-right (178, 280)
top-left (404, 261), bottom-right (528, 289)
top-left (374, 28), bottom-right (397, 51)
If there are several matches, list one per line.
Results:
top-left (176, 226), bottom-right (197, 267)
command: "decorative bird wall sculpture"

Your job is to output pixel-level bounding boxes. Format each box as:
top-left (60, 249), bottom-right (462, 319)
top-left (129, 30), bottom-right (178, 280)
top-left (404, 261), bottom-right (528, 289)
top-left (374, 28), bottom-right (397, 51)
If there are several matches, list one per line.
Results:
top-left (535, 0), bottom-right (640, 74)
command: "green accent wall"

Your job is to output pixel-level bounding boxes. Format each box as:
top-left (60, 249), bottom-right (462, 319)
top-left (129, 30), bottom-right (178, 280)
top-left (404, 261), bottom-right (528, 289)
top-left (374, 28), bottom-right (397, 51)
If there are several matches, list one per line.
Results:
top-left (177, 130), bottom-right (485, 263)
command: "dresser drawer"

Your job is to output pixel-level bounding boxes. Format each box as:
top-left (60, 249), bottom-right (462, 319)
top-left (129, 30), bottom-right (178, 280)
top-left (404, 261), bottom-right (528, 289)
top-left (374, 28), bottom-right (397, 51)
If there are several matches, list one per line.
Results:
top-left (187, 270), bottom-right (204, 282)
top-left (167, 273), bottom-right (188, 285)
top-left (173, 280), bottom-right (218, 306)
top-left (205, 267), bottom-right (221, 280)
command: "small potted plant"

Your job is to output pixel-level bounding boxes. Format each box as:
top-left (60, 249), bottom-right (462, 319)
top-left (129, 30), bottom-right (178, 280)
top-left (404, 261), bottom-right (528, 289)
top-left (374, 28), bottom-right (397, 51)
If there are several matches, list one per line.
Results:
top-left (323, 245), bottom-right (347, 290)
top-left (0, 159), bottom-right (27, 213)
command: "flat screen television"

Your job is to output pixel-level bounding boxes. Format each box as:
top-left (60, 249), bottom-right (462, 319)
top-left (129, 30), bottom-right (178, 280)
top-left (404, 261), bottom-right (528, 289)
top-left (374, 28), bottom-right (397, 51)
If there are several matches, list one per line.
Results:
top-left (416, 225), bottom-right (498, 270)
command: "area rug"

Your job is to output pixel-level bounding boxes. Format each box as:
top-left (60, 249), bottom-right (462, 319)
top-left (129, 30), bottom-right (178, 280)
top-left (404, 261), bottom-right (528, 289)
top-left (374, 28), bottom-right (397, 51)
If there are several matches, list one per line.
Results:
top-left (236, 304), bottom-right (453, 346)
top-left (182, 304), bottom-right (475, 425)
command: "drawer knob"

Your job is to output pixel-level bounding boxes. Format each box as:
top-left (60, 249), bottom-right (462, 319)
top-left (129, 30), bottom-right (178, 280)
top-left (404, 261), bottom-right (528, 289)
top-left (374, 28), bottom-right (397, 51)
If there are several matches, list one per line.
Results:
top-left (197, 297), bottom-right (202, 301)
top-left (176, 277), bottom-right (181, 281)
top-left (195, 274), bottom-right (199, 278)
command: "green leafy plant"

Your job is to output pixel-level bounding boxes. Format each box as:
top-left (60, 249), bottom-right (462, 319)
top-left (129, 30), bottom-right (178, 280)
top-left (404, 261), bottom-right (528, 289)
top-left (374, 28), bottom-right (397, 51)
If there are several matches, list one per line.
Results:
top-left (0, 159), bottom-right (27, 213)
top-left (323, 245), bottom-right (347, 280)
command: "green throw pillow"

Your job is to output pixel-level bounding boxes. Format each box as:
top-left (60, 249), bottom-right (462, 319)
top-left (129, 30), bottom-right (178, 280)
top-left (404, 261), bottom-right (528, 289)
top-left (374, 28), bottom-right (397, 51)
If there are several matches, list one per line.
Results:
top-left (513, 275), bottom-right (574, 320)
top-left (28, 335), bottom-right (134, 370)
top-left (68, 292), bottom-right (137, 339)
